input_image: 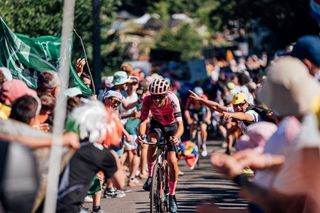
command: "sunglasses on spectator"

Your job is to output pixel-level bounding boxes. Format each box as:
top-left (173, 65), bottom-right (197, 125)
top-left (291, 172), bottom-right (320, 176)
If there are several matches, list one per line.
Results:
top-left (151, 94), bottom-right (166, 100)
top-left (108, 98), bottom-right (121, 106)
top-left (233, 102), bottom-right (246, 108)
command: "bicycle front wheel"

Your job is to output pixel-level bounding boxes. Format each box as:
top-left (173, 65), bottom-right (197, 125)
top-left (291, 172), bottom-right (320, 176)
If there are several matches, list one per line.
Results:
top-left (150, 164), bottom-right (162, 213)
top-left (196, 130), bottom-right (201, 167)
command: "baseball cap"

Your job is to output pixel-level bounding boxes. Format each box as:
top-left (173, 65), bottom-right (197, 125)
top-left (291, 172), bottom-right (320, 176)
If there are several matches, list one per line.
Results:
top-left (291, 35), bottom-right (320, 67)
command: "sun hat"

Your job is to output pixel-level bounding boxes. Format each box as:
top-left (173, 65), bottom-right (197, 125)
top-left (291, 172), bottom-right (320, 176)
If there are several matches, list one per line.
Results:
top-left (258, 56), bottom-right (320, 116)
top-left (232, 92), bottom-right (247, 105)
top-left (112, 71), bottom-right (130, 86)
top-left (0, 67), bottom-right (12, 81)
top-left (103, 90), bottom-right (123, 101)
top-left (236, 122), bottom-right (278, 151)
top-left (291, 35), bottom-right (320, 67)
top-left (0, 79), bottom-right (37, 106)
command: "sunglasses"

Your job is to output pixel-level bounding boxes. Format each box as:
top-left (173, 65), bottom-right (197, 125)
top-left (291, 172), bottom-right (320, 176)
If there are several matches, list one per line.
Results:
top-left (233, 102), bottom-right (246, 108)
top-left (151, 94), bottom-right (166, 100)
top-left (108, 98), bottom-right (121, 106)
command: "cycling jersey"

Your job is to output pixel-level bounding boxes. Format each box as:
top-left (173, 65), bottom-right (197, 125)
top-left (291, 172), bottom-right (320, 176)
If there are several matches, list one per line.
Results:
top-left (141, 92), bottom-right (182, 126)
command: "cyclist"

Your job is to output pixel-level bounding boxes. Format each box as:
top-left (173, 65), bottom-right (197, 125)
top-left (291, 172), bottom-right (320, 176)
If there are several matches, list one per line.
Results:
top-left (136, 78), bottom-right (184, 213)
top-left (184, 87), bottom-right (211, 157)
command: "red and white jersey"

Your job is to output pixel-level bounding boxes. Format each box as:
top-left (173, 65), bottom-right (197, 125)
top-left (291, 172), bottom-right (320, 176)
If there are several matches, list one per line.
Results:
top-left (141, 92), bottom-right (182, 126)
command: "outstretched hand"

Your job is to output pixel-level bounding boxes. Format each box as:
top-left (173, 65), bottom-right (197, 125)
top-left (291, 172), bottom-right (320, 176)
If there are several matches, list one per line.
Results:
top-left (75, 58), bottom-right (86, 76)
top-left (233, 149), bottom-right (272, 170)
top-left (189, 90), bottom-right (202, 102)
top-left (210, 152), bottom-right (243, 178)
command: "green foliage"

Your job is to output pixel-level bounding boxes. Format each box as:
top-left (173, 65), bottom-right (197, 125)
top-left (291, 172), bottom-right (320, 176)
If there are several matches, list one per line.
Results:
top-left (0, 0), bottom-right (63, 36)
top-left (210, 0), bottom-right (319, 47)
top-left (155, 24), bottom-right (202, 61)
top-left (0, 0), bottom-right (124, 77)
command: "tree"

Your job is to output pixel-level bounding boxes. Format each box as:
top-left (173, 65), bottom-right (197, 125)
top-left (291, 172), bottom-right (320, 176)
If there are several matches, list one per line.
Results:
top-left (0, 0), bottom-right (123, 77)
top-left (209, 0), bottom-right (319, 49)
top-left (155, 24), bottom-right (203, 61)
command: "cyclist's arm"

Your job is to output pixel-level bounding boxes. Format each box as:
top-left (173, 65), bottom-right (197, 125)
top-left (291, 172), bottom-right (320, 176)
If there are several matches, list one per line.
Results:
top-left (184, 100), bottom-right (193, 124)
top-left (174, 120), bottom-right (184, 139)
top-left (138, 118), bottom-right (149, 136)
top-left (171, 94), bottom-right (184, 138)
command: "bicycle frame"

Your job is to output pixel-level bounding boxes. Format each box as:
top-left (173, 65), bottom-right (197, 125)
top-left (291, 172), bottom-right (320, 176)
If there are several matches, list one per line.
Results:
top-left (149, 137), bottom-right (170, 213)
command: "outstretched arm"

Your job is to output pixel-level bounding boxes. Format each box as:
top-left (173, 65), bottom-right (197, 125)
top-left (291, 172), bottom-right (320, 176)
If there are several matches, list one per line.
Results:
top-left (222, 112), bottom-right (254, 122)
top-left (189, 90), bottom-right (228, 113)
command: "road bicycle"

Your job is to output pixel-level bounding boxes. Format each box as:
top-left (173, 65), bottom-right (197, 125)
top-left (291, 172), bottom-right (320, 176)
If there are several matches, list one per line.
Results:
top-left (142, 136), bottom-right (170, 213)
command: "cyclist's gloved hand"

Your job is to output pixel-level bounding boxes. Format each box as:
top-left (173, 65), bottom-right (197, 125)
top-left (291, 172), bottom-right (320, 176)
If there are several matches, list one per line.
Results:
top-left (169, 136), bottom-right (180, 145)
top-left (136, 135), bottom-right (146, 144)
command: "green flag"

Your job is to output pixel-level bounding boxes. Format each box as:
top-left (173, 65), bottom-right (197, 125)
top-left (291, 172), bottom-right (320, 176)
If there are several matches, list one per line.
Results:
top-left (0, 17), bottom-right (92, 96)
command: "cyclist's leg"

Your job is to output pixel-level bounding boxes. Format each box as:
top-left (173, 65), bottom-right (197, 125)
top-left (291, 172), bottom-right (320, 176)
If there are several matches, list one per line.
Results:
top-left (167, 146), bottom-right (179, 213)
top-left (146, 132), bottom-right (158, 177)
top-left (143, 121), bottom-right (161, 191)
top-left (189, 123), bottom-right (196, 140)
top-left (189, 112), bottom-right (196, 140)
top-left (167, 151), bottom-right (179, 194)
top-left (198, 112), bottom-right (207, 143)
top-left (200, 123), bottom-right (208, 144)
top-left (200, 122), bottom-right (208, 156)
top-left (164, 123), bottom-right (179, 212)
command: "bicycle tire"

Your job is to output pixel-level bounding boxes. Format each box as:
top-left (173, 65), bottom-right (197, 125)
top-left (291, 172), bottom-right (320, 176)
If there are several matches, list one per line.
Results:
top-left (150, 164), bottom-right (161, 213)
top-left (196, 129), bottom-right (201, 167)
top-left (162, 161), bottom-right (170, 212)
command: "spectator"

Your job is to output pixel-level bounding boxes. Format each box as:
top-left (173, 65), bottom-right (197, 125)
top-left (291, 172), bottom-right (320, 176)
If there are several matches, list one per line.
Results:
top-left (36, 71), bottom-right (60, 97)
top-left (33, 94), bottom-right (56, 132)
top-left (9, 95), bottom-right (41, 126)
top-left (291, 35), bottom-right (320, 78)
top-left (0, 79), bottom-right (37, 119)
top-left (57, 101), bottom-right (125, 213)
top-left (120, 63), bottom-right (134, 76)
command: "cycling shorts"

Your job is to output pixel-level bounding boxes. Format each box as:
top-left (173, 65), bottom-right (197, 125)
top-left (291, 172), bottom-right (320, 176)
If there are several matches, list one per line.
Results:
top-left (189, 110), bottom-right (207, 124)
top-left (148, 119), bottom-right (178, 152)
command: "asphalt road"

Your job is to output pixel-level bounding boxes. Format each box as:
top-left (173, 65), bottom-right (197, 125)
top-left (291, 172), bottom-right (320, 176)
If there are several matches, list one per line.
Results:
top-left (85, 139), bottom-right (248, 213)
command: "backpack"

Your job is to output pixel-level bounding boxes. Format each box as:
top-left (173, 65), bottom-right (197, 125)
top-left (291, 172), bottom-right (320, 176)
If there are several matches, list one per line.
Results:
top-left (244, 105), bottom-right (277, 126)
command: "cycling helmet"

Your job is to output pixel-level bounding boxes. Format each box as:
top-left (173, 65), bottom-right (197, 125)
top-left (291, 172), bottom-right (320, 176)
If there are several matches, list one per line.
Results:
top-left (149, 78), bottom-right (169, 95)
top-left (193, 87), bottom-right (204, 97)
